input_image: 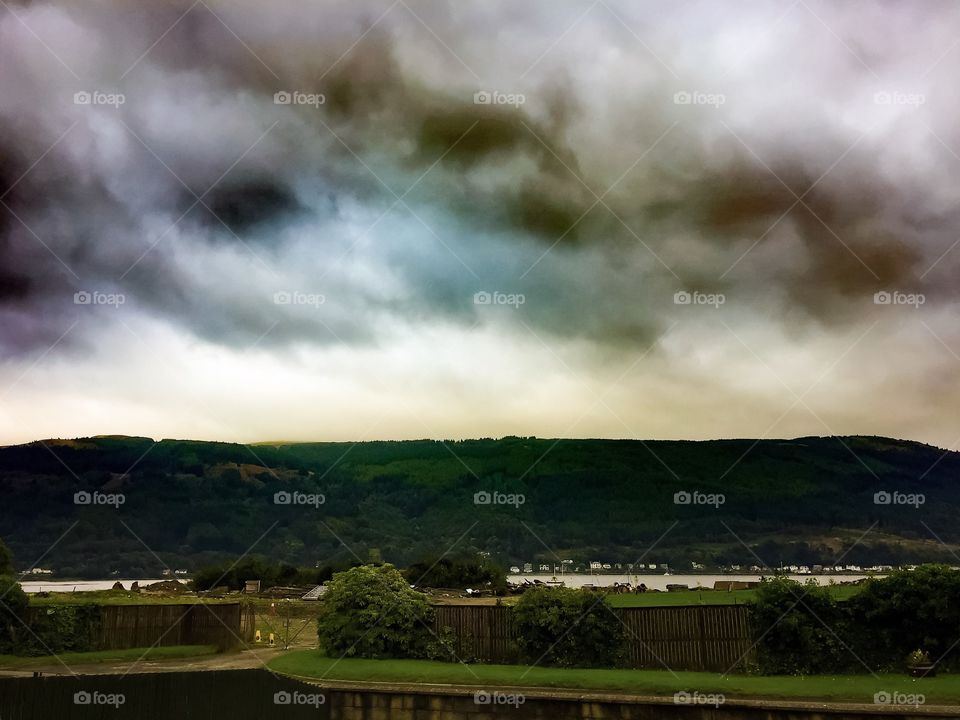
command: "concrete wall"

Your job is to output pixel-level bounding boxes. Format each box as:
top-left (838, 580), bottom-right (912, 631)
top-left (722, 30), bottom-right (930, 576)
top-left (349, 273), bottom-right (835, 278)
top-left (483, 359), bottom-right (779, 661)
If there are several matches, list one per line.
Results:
top-left (0, 670), bottom-right (952, 720)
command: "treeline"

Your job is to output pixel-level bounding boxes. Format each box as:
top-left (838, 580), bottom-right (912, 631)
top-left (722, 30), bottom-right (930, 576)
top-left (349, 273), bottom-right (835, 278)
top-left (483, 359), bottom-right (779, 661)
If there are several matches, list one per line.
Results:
top-left (191, 558), bottom-right (362, 592)
top-left (191, 555), bottom-right (507, 592)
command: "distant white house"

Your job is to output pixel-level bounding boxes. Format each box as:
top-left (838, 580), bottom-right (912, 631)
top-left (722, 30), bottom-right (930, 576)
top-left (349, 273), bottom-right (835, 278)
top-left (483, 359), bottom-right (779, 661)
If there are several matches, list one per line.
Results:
top-left (539, 564), bottom-right (550, 571)
top-left (510, 566), bottom-right (521, 573)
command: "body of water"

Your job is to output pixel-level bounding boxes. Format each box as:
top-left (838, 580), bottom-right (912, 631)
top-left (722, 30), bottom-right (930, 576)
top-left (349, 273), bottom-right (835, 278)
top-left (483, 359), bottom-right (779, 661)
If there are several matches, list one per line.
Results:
top-left (507, 573), bottom-right (880, 591)
top-left (20, 579), bottom-right (168, 593)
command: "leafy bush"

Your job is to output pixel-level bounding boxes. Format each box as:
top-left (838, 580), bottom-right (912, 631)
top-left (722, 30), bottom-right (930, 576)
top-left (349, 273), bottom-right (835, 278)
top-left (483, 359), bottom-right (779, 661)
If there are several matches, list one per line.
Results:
top-left (316, 564), bottom-right (434, 659)
top-left (847, 565), bottom-right (960, 671)
top-left (22, 604), bottom-right (102, 656)
top-left (512, 587), bottom-right (623, 667)
top-left (0, 575), bottom-right (28, 654)
top-left (751, 566), bottom-right (960, 674)
top-left (750, 576), bottom-right (853, 674)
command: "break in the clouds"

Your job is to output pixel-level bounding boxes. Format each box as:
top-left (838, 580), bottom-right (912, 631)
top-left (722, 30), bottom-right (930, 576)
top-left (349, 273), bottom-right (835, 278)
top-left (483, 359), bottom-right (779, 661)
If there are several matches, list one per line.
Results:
top-left (1, 0), bottom-right (959, 446)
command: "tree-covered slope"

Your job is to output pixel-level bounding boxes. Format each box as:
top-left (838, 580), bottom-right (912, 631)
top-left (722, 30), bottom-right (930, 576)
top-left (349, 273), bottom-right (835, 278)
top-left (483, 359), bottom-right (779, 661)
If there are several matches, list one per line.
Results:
top-left (1, 435), bottom-right (957, 577)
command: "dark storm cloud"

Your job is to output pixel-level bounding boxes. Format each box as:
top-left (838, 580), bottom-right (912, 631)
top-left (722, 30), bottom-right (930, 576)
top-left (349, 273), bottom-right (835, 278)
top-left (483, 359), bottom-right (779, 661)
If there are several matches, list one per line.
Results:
top-left (1, 0), bottom-right (959, 358)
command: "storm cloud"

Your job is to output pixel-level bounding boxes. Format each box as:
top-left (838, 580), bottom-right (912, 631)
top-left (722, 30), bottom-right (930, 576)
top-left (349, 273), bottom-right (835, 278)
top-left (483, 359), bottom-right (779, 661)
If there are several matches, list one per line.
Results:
top-left (1, 0), bottom-right (959, 445)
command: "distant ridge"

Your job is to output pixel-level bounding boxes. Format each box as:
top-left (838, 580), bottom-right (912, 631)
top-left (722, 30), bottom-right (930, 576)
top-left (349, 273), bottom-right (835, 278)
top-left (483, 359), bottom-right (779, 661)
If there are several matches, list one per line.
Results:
top-left (1, 434), bottom-right (956, 578)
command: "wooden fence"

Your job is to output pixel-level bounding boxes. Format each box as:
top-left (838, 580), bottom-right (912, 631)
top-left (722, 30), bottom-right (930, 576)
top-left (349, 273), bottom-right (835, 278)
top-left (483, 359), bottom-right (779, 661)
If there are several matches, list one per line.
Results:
top-left (26, 602), bottom-right (255, 651)
top-left (432, 604), bottom-right (754, 672)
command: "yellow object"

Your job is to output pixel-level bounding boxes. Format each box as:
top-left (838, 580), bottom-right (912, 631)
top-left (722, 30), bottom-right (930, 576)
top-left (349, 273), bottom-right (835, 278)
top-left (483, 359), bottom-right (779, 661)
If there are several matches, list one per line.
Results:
top-left (268, 633), bottom-right (275, 646)
top-left (254, 630), bottom-right (262, 643)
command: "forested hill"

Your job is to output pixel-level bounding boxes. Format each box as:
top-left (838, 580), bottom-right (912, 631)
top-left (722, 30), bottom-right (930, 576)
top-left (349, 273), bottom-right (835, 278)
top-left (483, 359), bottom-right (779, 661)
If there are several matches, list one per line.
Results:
top-left (1, 435), bottom-right (957, 577)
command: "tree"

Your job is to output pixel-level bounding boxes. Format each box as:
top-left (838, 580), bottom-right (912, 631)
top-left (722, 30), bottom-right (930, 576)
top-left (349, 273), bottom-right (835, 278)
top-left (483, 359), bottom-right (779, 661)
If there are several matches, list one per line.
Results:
top-left (512, 587), bottom-right (623, 667)
top-left (317, 564), bottom-right (433, 659)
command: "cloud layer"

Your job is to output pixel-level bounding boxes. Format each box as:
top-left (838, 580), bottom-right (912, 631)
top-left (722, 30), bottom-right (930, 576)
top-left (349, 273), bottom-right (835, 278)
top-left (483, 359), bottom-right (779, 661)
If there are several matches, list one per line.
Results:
top-left (1, 0), bottom-right (959, 446)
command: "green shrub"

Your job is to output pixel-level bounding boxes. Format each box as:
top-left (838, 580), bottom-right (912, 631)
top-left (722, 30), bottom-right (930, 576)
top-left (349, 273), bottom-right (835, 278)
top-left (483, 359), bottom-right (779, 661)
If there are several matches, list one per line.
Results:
top-left (512, 587), bottom-right (623, 667)
top-left (0, 576), bottom-right (28, 654)
top-left (316, 564), bottom-right (434, 659)
top-left (750, 576), bottom-right (853, 674)
top-left (847, 565), bottom-right (960, 671)
top-left (17, 604), bottom-right (102, 656)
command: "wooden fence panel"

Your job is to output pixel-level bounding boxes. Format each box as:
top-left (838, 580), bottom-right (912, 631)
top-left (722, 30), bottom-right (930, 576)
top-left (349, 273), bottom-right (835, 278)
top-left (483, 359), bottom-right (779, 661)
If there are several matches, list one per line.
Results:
top-left (25, 603), bottom-right (247, 651)
top-left (432, 603), bottom-right (755, 671)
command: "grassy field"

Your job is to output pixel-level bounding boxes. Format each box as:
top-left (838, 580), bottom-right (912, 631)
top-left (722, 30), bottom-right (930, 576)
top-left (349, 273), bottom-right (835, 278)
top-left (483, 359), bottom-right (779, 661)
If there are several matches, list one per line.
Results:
top-left (604, 584), bottom-right (862, 607)
top-left (0, 645), bottom-right (219, 668)
top-left (268, 653), bottom-right (955, 704)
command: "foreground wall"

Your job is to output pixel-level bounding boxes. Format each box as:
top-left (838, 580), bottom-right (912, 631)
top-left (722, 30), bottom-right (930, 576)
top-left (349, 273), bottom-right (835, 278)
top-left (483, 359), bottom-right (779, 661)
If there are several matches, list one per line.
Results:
top-left (0, 669), bottom-right (952, 720)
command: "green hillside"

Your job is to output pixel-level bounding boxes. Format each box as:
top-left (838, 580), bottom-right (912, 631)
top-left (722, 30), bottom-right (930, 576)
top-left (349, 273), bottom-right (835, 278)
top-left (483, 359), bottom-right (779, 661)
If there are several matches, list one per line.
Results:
top-left (0, 435), bottom-right (956, 577)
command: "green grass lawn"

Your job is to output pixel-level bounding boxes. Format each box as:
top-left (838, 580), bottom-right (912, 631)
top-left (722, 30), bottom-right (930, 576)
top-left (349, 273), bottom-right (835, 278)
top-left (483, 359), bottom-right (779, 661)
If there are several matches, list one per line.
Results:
top-left (0, 645), bottom-right (219, 668)
top-left (605, 584), bottom-right (862, 608)
top-left (267, 653), bottom-right (955, 704)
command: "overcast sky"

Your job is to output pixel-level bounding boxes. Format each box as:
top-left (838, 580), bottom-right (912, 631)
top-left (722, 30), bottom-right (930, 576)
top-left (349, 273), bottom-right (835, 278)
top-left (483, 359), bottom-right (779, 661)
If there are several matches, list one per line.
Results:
top-left (1, 0), bottom-right (958, 447)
